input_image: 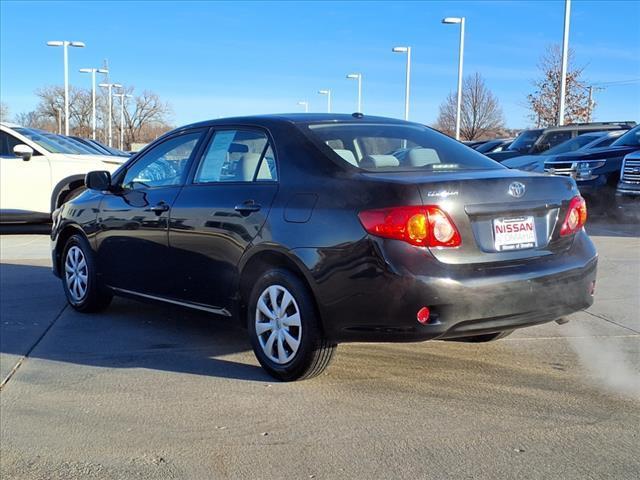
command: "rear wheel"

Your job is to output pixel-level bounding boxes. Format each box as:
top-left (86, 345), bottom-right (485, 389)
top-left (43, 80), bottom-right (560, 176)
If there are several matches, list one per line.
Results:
top-left (61, 234), bottom-right (112, 312)
top-left (447, 330), bottom-right (513, 343)
top-left (247, 269), bottom-right (336, 381)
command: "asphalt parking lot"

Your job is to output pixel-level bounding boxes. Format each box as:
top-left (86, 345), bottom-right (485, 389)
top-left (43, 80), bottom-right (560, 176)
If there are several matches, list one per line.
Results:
top-left (1, 221), bottom-right (639, 480)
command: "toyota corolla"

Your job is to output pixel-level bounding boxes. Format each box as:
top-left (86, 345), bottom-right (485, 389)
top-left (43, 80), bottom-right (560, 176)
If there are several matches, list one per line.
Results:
top-left (51, 114), bottom-right (598, 381)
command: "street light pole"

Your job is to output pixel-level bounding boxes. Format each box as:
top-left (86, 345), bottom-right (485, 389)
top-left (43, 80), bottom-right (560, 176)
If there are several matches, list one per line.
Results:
top-left (392, 46), bottom-right (411, 120)
top-left (346, 73), bottom-right (362, 112)
top-left (318, 90), bottom-right (332, 113)
top-left (558, 0), bottom-right (571, 126)
top-left (47, 40), bottom-right (86, 136)
top-left (80, 67), bottom-right (109, 140)
top-left (297, 101), bottom-right (309, 113)
top-left (113, 92), bottom-right (132, 151)
top-left (56, 108), bottom-right (62, 134)
top-left (442, 17), bottom-right (465, 140)
top-left (99, 82), bottom-right (122, 147)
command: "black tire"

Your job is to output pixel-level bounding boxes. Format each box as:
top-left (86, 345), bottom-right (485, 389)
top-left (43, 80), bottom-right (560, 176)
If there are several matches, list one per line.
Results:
top-left (447, 330), bottom-right (513, 343)
top-left (247, 268), bottom-right (336, 381)
top-left (61, 234), bottom-right (112, 313)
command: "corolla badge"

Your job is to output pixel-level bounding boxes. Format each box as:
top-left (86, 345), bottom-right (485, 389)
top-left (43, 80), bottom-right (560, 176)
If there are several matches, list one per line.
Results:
top-left (508, 181), bottom-right (526, 198)
top-left (427, 190), bottom-right (458, 198)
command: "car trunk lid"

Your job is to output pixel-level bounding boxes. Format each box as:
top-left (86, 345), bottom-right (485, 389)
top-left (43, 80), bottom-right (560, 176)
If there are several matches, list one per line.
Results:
top-left (360, 169), bottom-right (580, 264)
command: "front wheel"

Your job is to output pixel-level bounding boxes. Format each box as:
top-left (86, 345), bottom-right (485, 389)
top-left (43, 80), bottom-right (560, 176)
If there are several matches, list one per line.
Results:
top-left (247, 269), bottom-right (336, 381)
top-left (61, 234), bottom-right (112, 312)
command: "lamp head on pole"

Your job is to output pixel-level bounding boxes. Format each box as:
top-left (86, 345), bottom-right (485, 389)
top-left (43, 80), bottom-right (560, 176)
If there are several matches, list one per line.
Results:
top-left (46, 41), bottom-right (64, 47)
top-left (442, 17), bottom-right (463, 24)
top-left (392, 46), bottom-right (409, 53)
top-left (318, 90), bottom-right (330, 95)
top-left (346, 73), bottom-right (360, 80)
top-left (69, 41), bottom-right (86, 48)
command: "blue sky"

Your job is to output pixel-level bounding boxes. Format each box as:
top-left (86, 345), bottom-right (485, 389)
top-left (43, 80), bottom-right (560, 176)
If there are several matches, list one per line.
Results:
top-left (1, 0), bottom-right (639, 128)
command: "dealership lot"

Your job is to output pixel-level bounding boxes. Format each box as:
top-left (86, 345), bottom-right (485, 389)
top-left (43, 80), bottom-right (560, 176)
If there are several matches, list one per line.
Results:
top-left (1, 221), bottom-right (639, 480)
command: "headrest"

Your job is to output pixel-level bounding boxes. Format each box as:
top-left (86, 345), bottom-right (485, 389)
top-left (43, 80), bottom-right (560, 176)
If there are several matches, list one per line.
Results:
top-left (333, 149), bottom-right (358, 166)
top-left (236, 153), bottom-right (263, 181)
top-left (406, 148), bottom-right (440, 166)
top-left (229, 143), bottom-right (249, 154)
top-left (360, 154), bottom-right (400, 168)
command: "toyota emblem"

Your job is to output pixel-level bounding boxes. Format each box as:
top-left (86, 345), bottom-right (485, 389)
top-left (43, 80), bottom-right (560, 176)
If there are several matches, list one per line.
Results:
top-left (508, 182), bottom-right (526, 198)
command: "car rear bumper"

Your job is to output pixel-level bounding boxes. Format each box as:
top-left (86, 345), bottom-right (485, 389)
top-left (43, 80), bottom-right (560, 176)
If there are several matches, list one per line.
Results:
top-left (300, 231), bottom-right (597, 343)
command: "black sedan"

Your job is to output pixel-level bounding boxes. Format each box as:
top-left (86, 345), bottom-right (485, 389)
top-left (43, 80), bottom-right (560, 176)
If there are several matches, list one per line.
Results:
top-left (51, 114), bottom-right (598, 381)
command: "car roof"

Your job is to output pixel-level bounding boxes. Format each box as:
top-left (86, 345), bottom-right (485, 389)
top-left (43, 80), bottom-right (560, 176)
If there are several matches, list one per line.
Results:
top-left (0, 121), bottom-right (22, 129)
top-left (179, 113), bottom-right (413, 130)
top-left (541, 122), bottom-right (635, 133)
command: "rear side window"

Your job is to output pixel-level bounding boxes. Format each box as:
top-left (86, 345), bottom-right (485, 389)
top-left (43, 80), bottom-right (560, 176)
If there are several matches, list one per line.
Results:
top-left (303, 123), bottom-right (502, 172)
top-left (194, 129), bottom-right (276, 183)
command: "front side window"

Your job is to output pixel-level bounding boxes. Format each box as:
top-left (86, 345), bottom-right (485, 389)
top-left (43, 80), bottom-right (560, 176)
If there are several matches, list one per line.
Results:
top-left (508, 129), bottom-right (543, 152)
top-left (194, 129), bottom-right (276, 183)
top-left (0, 131), bottom-right (23, 157)
top-left (303, 123), bottom-right (502, 172)
top-left (122, 131), bottom-right (202, 189)
top-left (535, 131), bottom-right (571, 152)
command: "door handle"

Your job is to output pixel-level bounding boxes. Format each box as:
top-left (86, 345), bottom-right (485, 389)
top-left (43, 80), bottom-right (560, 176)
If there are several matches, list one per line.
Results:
top-left (145, 202), bottom-right (170, 215)
top-left (234, 201), bottom-right (261, 214)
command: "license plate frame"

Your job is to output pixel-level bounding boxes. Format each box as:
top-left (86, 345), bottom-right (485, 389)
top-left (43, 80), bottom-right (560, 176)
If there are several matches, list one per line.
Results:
top-left (493, 216), bottom-right (537, 251)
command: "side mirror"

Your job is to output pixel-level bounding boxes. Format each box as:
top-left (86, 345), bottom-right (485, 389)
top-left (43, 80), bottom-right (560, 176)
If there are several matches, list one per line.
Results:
top-left (13, 144), bottom-right (33, 161)
top-left (85, 170), bottom-right (112, 191)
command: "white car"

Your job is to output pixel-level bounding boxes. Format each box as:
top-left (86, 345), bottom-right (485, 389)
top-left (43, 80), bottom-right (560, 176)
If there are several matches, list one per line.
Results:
top-left (0, 122), bottom-right (127, 223)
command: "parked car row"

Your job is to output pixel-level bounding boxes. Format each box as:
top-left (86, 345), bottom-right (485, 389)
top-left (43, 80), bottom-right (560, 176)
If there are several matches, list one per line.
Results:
top-left (0, 122), bottom-right (127, 224)
top-left (462, 138), bottom-right (513, 154)
top-left (482, 122), bottom-right (639, 217)
top-left (487, 121), bottom-right (635, 162)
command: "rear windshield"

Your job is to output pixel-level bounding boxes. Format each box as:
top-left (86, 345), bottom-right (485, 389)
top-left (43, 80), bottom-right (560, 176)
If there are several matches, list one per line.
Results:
top-left (303, 123), bottom-right (502, 172)
top-left (544, 134), bottom-right (600, 155)
top-left (612, 126), bottom-right (640, 147)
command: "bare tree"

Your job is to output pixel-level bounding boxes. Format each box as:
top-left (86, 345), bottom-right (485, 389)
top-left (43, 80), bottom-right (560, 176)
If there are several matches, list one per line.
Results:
top-left (13, 110), bottom-right (54, 130)
top-left (435, 73), bottom-right (505, 140)
top-left (527, 45), bottom-right (590, 127)
top-left (34, 85), bottom-right (93, 136)
top-left (0, 102), bottom-right (9, 122)
top-left (13, 83), bottom-right (172, 149)
top-left (120, 88), bottom-right (173, 149)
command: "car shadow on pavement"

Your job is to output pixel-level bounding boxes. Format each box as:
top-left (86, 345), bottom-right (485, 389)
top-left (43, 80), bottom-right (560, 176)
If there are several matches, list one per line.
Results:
top-left (0, 224), bottom-right (52, 235)
top-left (1, 263), bottom-right (271, 383)
top-left (586, 215), bottom-right (639, 238)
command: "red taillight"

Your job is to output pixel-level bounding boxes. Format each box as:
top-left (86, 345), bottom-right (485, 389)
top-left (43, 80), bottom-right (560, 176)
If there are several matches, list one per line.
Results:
top-left (358, 206), bottom-right (461, 247)
top-left (560, 195), bottom-right (588, 236)
top-left (416, 306), bottom-right (431, 324)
